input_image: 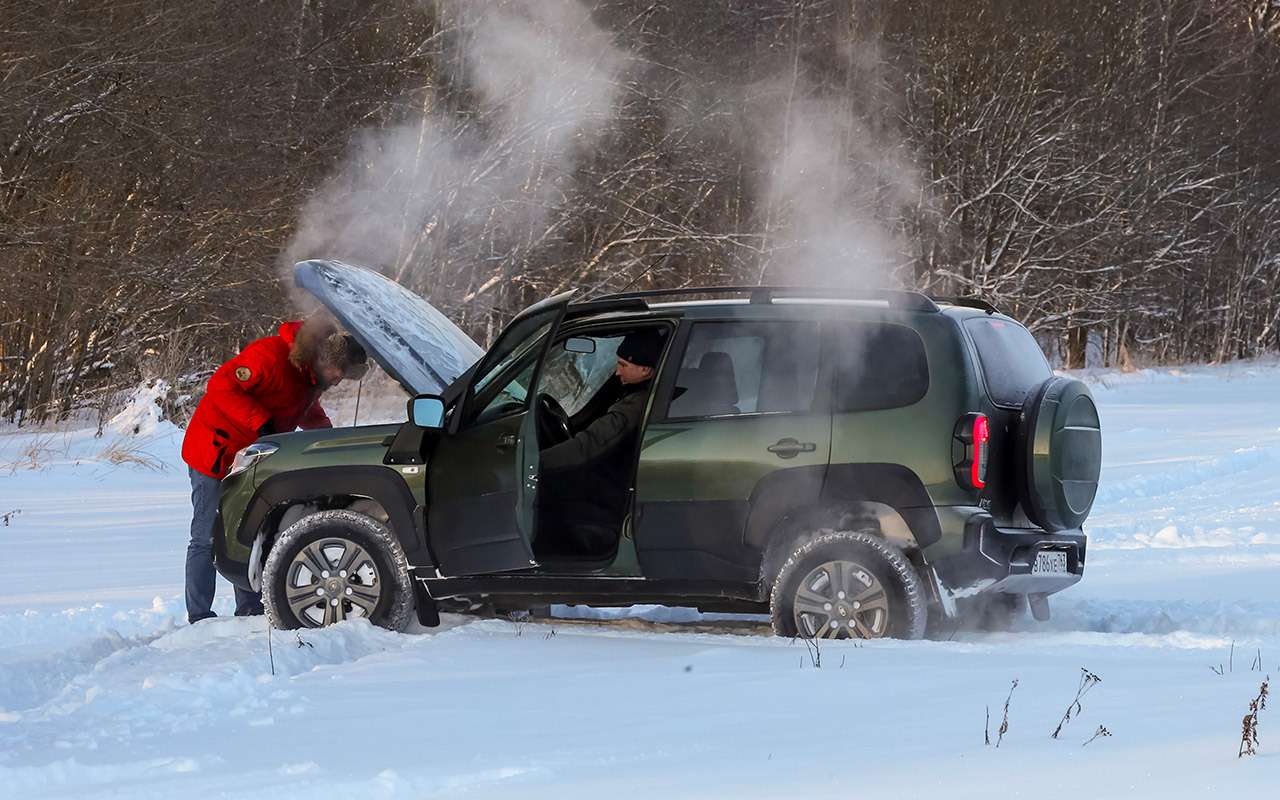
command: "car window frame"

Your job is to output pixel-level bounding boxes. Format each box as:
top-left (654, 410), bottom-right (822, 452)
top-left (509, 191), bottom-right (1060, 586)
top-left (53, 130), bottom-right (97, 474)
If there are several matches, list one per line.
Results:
top-left (652, 318), bottom-right (826, 423)
top-left (451, 291), bottom-right (575, 432)
top-left (464, 316), bottom-right (678, 431)
top-left (469, 347), bottom-right (544, 427)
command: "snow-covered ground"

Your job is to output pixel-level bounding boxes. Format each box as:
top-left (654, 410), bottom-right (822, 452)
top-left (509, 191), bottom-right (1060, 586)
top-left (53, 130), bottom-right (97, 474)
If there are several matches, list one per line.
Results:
top-left (1, 363), bottom-right (1277, 797)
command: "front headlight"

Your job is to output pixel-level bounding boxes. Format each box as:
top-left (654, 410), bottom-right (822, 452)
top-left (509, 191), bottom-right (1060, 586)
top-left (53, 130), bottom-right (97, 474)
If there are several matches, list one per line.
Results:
top-left (227, 442), bottom-right (278, 478)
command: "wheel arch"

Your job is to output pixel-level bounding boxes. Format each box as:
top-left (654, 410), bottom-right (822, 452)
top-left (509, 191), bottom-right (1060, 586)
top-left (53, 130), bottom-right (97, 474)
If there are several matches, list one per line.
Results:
top-left (238, 466), bottom-right (431, 568)
top-left (749, 462), bottom-right (942, 586)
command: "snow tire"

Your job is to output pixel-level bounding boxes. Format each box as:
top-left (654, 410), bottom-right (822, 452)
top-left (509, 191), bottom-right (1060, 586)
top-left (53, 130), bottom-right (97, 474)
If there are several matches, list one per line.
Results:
top-left (770, 529), bottom-right (927, 640)
top-left (263, 509), bottom-right (414, 632)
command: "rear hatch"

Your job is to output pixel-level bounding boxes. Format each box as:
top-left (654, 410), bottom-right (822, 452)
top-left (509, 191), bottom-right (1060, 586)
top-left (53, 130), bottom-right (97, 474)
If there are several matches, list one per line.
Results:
top-left (964, 315), bottom-right (1101, 531)
top-left (294, 260), bottom-right (484, 397)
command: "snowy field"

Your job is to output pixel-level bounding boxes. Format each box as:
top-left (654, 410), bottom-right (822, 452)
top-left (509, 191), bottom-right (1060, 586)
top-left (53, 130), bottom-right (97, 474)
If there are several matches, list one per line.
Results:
top-left (1, 362), bottom-right (1277, 798)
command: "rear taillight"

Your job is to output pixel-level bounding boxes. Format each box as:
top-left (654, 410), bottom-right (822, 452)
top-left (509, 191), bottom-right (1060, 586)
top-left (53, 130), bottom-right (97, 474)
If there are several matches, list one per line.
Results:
top-left (953, 413), bottom-right (990, 491)
top-left (971, 415), bottom-right (989, 489)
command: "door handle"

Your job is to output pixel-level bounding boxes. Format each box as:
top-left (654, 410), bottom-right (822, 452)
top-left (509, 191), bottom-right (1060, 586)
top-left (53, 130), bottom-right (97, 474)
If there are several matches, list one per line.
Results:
top-left (497, 433), bottom-right (517, 450)
top-left (767, 438), bottom-right (816, 459)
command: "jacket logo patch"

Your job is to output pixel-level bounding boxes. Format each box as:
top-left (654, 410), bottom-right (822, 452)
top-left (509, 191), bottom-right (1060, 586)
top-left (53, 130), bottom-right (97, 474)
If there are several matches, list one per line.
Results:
top-left (235, 367), bottom-right (252, 382)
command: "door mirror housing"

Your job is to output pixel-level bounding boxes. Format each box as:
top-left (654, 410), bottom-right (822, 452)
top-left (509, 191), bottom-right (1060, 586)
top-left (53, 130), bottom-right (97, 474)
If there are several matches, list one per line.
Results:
top-left (409, 395), bottom-right (446, 429)
top-left (564, 336), bottom-right (596, 354)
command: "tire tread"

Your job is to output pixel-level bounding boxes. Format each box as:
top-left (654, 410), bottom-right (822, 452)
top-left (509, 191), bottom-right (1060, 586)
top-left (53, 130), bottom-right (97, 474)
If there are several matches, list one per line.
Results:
top-left (769, 528), bottom-right (927, 640)
top-left (262, 509), bottom-right (414, 632)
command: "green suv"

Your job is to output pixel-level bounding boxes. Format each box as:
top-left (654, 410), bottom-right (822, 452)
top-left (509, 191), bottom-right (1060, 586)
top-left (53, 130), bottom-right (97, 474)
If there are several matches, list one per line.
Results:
top-left (212, 261), bottom-right (1102, 639)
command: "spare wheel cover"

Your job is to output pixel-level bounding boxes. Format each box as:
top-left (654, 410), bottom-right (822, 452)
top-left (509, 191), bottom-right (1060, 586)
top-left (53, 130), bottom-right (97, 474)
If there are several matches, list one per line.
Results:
top-left (1020, 376), bottom-right (1102, 531)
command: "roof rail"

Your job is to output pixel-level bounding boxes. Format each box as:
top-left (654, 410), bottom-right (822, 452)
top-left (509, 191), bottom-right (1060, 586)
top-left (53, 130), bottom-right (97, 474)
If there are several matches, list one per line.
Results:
top-left (930, 296), bottom-right (998, 314)
top-left (593, 285), bottom-right (940, 312)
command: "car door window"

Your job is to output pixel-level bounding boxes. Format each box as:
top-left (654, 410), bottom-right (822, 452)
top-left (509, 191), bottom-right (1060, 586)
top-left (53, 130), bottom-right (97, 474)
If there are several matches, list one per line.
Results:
top-left (464, 319), bottom-right (552, 426)
top-left (666, 321), bottom-right (820, 418)
top-left (472, 356), bottom-right (539, 425)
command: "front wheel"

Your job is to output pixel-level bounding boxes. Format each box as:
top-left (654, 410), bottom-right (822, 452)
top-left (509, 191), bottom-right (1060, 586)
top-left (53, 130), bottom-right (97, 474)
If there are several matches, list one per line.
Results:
top-left (262, 509), bottom-right (414, 631)
top-left (770, 530), bottom-right (927, 640)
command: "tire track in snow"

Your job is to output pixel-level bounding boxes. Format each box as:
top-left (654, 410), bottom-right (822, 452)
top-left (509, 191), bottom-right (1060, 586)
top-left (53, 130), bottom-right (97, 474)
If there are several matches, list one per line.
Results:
top-left (0, 629), bottom-right (167, 715)
top-left (0, 618), bottom-right (425, 764)
top-left (1094, 444), bottom-right (1278, 506)
top-left (1049, 596), bottom-right (1280, 638)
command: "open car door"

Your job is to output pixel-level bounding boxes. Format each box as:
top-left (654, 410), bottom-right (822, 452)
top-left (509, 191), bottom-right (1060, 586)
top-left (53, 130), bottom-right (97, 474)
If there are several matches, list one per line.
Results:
top-left (425, 291), bottom-right (575, 576)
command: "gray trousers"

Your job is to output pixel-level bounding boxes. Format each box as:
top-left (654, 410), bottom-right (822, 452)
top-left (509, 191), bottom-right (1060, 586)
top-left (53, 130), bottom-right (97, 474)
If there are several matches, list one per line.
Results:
top-left (186, 468), bottom-right (262, 623)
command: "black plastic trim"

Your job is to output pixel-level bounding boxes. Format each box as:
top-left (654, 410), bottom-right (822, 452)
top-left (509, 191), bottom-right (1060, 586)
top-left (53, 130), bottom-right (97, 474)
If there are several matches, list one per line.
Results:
top-left (932, 512), bottom-right (1087, 597)
top-left (819, 463), bottom-right (943, 548)
top-left (212, 509), bottom-right (253, 591)
top-left (231, 466), bottom-right (431, 566)
top-left (420, 574), bottom-right (763, 603)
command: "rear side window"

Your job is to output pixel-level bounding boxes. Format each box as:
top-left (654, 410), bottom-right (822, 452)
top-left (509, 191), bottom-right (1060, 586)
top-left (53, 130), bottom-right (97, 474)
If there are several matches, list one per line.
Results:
top-left (830, 323), bottom-right (929, 412)
top-left (964, 317), bottom-right (1051, 407)
top-left (666, 321), bottom-right (820, 418)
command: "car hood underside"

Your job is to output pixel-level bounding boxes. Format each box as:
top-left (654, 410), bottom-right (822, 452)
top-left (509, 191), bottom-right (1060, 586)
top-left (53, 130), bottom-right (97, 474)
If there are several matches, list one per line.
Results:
top-left (294, 259), bottom-right (484, 396)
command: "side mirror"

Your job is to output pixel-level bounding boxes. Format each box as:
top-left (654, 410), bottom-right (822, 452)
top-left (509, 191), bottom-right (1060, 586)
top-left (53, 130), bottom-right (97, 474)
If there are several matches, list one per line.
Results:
top-left (564, 337), bottom-right (596, 354)
top-left (408, 395), bottom-right (446, 429)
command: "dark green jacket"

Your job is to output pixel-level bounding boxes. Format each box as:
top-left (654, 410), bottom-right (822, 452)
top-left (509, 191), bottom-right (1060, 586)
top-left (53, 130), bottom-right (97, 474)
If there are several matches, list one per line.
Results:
top-left (541, 382), bottom-right (648, 473)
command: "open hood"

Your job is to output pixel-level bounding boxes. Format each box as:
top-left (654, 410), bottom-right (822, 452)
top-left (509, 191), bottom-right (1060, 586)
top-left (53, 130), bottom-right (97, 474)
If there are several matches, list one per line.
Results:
top-left (294, 260), bottom-right (485, 396)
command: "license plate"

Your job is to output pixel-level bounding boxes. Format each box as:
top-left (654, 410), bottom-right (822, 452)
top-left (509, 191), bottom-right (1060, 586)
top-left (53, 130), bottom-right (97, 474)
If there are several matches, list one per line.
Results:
top-left (1032, 551), bottom-right (1068, 574)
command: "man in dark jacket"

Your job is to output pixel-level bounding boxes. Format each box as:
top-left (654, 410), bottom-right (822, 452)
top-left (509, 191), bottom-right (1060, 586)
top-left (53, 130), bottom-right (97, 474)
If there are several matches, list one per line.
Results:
top-left (181, 316), bottom-right (367, 623)
top-left (539, 330), bottom-right (662, 554)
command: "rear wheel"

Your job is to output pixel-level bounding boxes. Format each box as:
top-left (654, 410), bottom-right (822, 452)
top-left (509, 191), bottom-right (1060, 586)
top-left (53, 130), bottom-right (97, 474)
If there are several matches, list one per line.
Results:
top-left (770, 530), bottom-right (927, 640)
top-left (263, 510), bottom-right (414, 631)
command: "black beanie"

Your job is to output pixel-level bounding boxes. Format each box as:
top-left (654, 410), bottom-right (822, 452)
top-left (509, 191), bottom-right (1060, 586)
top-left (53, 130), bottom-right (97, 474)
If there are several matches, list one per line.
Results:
top-left (617, 331), bottom-right (662, 368)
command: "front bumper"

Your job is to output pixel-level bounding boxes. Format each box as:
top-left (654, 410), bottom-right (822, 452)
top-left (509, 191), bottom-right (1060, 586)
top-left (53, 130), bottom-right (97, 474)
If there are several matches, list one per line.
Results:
top-left (212, 509), bottom-right (254, 592)
top-left (930, 512), bottom-right (1086, 600)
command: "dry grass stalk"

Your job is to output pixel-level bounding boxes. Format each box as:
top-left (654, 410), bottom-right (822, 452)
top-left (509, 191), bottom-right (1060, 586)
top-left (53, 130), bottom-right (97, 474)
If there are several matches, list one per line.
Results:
top-left (1239, 677), bottom-right (1269, 758)
top-left (997, 679), bottom-right (1018, 748)
top-left (803, 637), bottom-right (822, 669)
top-left (1052, 668), bottom-right (1102, 739)
top-left (506, 611), bottom-right (528, 637)
top-left (1083, 725), bottom-right (1112, 746)
top-left (97, 435), bottom-right (165, 472)
top-left (9, 432), bottom-right (63, 472)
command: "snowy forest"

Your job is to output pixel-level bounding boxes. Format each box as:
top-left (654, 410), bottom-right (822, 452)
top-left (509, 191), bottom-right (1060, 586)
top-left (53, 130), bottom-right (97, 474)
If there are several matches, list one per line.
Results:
top-left (3, 0), bottom-right (1280, 424)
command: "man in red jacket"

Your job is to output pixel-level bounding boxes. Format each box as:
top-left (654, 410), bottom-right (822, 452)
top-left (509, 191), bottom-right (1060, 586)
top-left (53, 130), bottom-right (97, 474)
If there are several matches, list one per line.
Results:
top-left (181, 316), bottom-right (367, 624)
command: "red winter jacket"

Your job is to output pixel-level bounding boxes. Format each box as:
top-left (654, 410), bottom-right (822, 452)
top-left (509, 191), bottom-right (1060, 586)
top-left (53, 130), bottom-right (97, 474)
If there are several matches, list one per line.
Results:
top-left (182, 321), bottom-right (333, 478)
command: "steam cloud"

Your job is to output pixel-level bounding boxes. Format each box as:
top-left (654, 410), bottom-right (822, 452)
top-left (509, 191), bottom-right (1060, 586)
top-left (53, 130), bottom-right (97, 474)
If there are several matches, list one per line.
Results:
top-left (285, 1), bottom-right (924, 303)
top-left (753, 90), bottom-right (921, 286)
top-left (282, 0), bottom-right (628, 294)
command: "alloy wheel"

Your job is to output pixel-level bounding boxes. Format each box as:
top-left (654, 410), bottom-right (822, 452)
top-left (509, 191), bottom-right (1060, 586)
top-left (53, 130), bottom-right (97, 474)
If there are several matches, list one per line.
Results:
top-left (791, 559), bottom-right (890, 639)
top-left (284, 537), bottom-right (384, 627)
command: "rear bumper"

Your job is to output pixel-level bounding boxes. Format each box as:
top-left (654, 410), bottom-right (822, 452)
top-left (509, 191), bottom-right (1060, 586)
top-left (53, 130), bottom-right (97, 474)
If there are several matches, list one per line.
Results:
top-left (930, 512), bottom-right (1086, 600)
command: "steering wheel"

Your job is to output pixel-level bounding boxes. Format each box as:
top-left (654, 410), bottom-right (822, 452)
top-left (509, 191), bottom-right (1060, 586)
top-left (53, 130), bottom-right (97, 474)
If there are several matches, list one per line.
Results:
top-left (536, 393), bottom-right (572, 445)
